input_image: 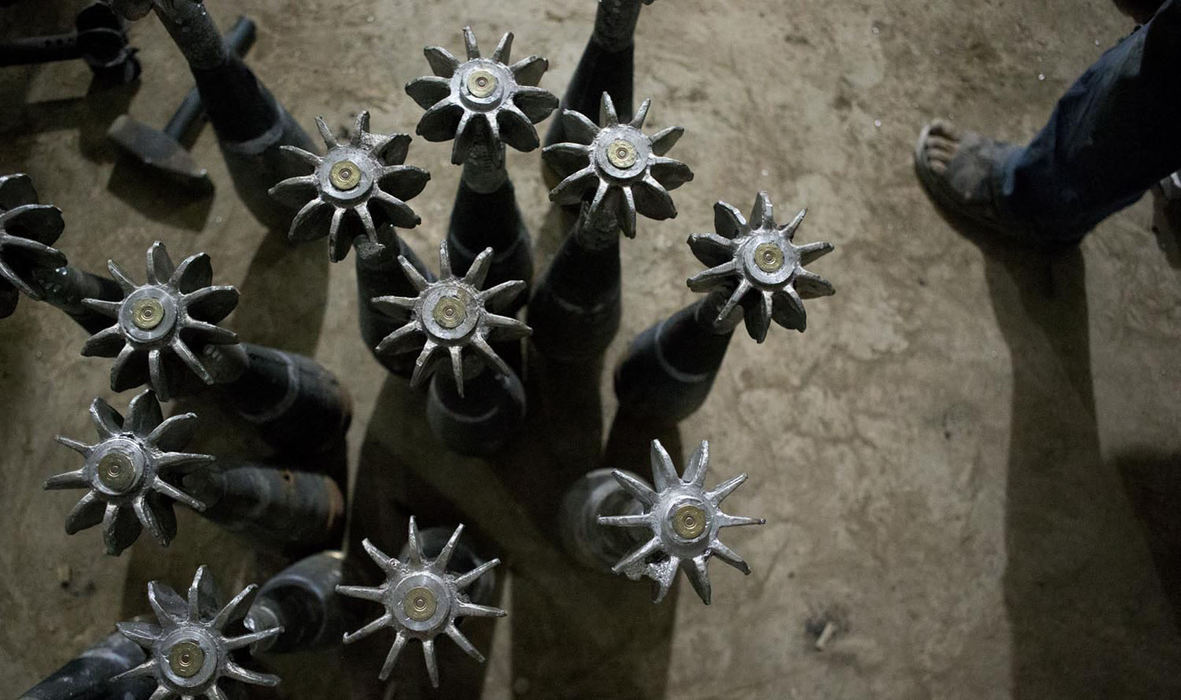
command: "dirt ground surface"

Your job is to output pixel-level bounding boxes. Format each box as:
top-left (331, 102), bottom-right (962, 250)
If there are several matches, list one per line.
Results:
top-left (3, 0), bottom-right (1181, 698)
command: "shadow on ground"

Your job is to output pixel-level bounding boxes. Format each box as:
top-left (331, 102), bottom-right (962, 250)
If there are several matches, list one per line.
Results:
top-left (931, 205), bottom-right (1181, 697)
top-left (339, 339), bottom-right (682, 698)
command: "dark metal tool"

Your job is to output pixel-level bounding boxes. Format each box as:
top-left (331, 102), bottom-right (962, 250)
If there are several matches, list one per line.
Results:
top-left (111, 566), bottom-right (283, 697)
top-left (110, 0), bottom-right (318, 231)
top-left (614, 192), bottom-right (835, 421)
top-left (530, 93), bottom-right (692, 362)
top-left (371, 242), bottom-right (531, 455)
top-left (405, 27), bottom-right (558, 311)
top-left (0, 2), bottom-right (140, 85)
top-left (44, 389), bottom-right (345, 556)
top-left (560, 438), bottom-right (763, 604)
top-left (268, 110), bottom-right (433, 375)
top-left (76, 241), bottom-right (352, 455)
top-left (543, 0), bottom-right (654, 150)
top-left (338, 518), bottom-right (503, 687)
top-left (107, 15), bottom-right (256, 194)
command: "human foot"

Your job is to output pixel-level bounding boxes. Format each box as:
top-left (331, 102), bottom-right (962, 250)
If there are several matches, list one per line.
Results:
top-left (914, 119), bottom-right (1031, 237)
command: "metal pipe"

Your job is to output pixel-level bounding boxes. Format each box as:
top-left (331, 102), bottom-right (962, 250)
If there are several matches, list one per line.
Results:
top-left (0, 3), bottom-right (141, 84)
top-left (29, 265), bottom-right (125, 334)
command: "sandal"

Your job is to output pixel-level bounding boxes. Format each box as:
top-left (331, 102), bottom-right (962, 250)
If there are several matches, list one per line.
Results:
top-left (914, 119), bottom-right (1034, 238)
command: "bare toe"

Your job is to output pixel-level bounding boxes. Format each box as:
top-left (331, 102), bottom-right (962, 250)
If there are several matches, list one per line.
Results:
top-left (915, 119), bottom-right (1027, 236)
top-left (929, 119), bottom-right (961, 141)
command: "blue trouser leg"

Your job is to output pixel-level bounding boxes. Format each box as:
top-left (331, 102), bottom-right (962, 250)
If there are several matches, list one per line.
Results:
top-left (995, 0), bottom-right (1181, 242)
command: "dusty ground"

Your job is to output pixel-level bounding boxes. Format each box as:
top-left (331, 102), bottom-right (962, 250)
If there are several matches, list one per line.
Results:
top-left (2, 0), bottom-right (1181, 697)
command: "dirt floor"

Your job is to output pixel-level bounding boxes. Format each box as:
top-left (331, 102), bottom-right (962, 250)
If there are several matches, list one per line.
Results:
top-left (3, 0), bottom-right (1181, 697)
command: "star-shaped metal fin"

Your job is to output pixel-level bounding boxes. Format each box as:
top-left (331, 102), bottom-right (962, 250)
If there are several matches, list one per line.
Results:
top-left (600, 439), bottom-right (765, 604)
top-left (113, 565), bottom-right (282, 698)
top-left (406, 27), bottom-right (558, 165)
top-left (0, 173), bottom-right (66, 309)
top-left (338, 517), bottom-right (505, 687)
top-left (80, 241), bottom-right (239, 401)
top-left (544, 93), bottom-right (692, 238)
top-left (687, 192), bottom-right (834, 340)
top-left (270, 111), bottom-right (430, 263)
top-left (45, 390), bottom-right (213, 556)
top-left (370, 241), bottom-right (530, 396)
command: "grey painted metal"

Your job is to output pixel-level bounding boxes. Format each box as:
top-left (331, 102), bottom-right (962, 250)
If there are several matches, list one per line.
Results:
top-left (44, 390), bottom-right (211, 556)
top-left (111, 0), bottom-right (226, 70)
top-left (687, 191), bottom-right (835, 341)
top-left (593, 0), bottom-right (655, 53)
top-left (371, 242), bottom-right (529, 396)
top-left (545, 93), bottom-right (692, 239)
top-left (270, 111), bottom-right (429, 262)
top-left (106, 15), bottom-right (256, 194)
top-left (220, 343), bottom-right (353, 456)
top-left (405, 27), bottom-right (557, 178)
top-left (79, 241), bottom-right (239, 402)
top-left (182, 461), bottom-right (345, 552)
top-left (425, 358), bottom-right (528, 456)
top-left (19, 628), bottom-right (154, 699)
top-left (559, 468), bottom-right (649, 571)
top-left (244, 551), bottom-right (351, 654)
top-left (337, 518), bottom-right (505, 687)
top-left (111, 566), bottom-right (282, 699)
top-left (0, 173), bottom-right (129, 331)
top-left (611, 292), bottom-right (737, 422)
top-left (529, 94), bottom-right (691, 361)
top-left (0, 173), bottom-right (67, 305)
top-left (0, 3), bottom-right (141, 85)
top-left (597, 439), bottom-right (765, 604)
top-left (612, 193), bottom-right (836, 420)
top-left (111, 0), bottom-right (318, 231)
top-left (45, 390), bottom-right (345, 556)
